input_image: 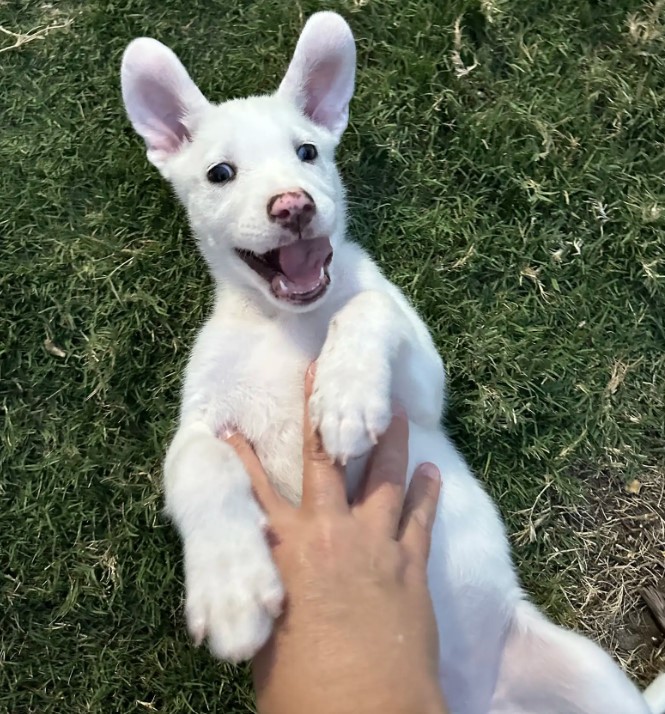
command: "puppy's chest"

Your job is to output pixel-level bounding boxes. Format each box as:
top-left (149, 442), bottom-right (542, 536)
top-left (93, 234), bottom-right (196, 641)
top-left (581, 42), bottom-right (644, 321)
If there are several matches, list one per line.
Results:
top-left (237, 357), bottom-right (310, 502)
top-left (193, 319), bottom-right (325, 501)
top-left (232, 343), bottom-right (367, 504)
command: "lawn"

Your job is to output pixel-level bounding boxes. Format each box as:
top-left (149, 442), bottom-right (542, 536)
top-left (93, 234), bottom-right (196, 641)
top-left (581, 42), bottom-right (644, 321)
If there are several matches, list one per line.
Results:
top-left (1, 0), bottom-right (664, 711)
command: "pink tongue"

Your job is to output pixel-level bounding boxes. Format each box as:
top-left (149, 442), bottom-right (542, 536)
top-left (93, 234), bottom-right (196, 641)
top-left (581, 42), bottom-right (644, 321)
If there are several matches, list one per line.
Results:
top-left (277, 237), bottom-right (332, 287)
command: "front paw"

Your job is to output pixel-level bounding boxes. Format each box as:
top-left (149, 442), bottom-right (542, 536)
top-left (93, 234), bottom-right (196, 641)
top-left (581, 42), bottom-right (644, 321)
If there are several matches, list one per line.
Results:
top-left (309, 343), bottom-right (392, 464)
top-left (183, 513), bottom-right (283, 662)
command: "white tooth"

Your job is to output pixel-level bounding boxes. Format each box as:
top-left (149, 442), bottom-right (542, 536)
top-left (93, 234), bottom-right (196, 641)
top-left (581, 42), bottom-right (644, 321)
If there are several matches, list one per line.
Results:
top-left (278, 278), bottom-right (288, 293)
top-left (319, 266), bottom-right (325, 280)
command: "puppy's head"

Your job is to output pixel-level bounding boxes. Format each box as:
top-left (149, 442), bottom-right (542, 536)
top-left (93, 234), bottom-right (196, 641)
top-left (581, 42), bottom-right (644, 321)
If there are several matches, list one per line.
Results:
top-left (121, 12), bottom-right (355, 311)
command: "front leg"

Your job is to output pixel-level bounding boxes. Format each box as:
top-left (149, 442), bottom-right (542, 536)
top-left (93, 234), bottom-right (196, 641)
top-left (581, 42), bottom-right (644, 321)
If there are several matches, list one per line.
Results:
top-left (310, 289), bottom-right (445, 464)
top-left (164, 421), bottom-right (283, 661)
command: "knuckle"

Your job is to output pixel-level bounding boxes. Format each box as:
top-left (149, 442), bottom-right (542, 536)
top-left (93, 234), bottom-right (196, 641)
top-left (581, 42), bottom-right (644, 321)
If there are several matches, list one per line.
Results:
top-left (307, 447), bottom-right (331, 464)
top-left (413, 506), bottom-right (434, 533)
top-left (308, 516), bottom-right (339, 555)
top-left (375, 500), bottom-right (402, 527)
top-left (411, 482), bottom-right (439, 514)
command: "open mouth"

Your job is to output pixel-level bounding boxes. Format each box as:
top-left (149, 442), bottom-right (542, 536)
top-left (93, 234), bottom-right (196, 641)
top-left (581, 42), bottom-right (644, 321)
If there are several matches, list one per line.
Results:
top-left (235, 236), bottom-right (333, 305)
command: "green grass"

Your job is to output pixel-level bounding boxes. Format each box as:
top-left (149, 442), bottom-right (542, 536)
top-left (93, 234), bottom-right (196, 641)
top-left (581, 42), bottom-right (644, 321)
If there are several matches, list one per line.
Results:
top-left (1, 0), bottom-right (664, 711)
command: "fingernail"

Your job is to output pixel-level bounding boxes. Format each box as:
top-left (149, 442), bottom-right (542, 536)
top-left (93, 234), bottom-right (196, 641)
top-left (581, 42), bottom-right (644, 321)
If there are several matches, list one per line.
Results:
top-left (417, 462), bottom-right (440, 481)
top-left (218, 424), bottom-right (237, 440)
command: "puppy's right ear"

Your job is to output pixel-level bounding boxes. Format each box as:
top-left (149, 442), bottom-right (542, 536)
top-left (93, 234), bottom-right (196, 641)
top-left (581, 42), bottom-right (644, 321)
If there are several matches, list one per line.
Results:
top-left (121, 38), bottom-right (209, 169)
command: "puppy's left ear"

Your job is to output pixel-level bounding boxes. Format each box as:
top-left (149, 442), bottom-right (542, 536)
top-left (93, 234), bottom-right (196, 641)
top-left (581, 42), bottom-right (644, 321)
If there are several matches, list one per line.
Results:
top-left (277, 12), bottom-right (356, 139)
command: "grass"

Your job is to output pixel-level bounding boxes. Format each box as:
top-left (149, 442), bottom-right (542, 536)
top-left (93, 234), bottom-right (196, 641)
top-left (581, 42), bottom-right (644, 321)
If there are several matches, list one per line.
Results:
top-left (1, 0), bottom-right (664, 711)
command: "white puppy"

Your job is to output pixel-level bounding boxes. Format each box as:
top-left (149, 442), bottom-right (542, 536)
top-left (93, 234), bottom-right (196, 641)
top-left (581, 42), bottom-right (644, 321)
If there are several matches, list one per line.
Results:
top-left (121, 12), bottom-right (663, 714)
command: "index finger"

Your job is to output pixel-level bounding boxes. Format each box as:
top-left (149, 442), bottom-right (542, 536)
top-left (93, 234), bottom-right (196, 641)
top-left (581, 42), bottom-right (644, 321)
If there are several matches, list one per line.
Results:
top-left (300, 364), bottom-right (349, 513)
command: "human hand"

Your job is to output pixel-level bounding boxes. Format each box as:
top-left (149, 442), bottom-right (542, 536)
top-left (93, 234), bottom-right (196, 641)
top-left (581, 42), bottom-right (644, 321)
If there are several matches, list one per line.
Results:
top-left (226, 366), bottom-right (447, 714)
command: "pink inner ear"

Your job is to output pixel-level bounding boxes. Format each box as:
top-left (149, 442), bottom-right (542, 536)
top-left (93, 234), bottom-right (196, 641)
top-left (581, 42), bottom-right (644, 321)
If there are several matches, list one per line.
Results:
top-left (136, 75), bottom-right (191, 153)
top-left (276, 13), bottom-right (355, 137)
top-left (303, 58), bottom-right (341, 122)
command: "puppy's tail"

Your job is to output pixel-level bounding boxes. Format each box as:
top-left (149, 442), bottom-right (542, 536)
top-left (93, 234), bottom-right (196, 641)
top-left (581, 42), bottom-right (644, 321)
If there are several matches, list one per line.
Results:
top-left (644, 673), bottom-right (665, 714)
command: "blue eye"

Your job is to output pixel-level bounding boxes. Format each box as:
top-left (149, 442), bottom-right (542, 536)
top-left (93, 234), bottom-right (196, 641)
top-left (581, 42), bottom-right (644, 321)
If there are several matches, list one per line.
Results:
top-left (207, 162), bottom-right (236, 183)
top-left (296, 143), bottom-right (318, 162)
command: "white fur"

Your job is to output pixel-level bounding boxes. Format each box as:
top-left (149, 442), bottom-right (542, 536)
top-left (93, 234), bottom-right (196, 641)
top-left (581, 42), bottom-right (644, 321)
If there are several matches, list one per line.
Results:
top-left (645, 675), bottom-right (665, 714)
top-left (121, 12), bottom-right (662, 713)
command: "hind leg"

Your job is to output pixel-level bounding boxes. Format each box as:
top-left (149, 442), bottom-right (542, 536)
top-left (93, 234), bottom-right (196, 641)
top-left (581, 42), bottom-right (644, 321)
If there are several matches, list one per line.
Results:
top-left (490, 601), bottom-right (650, 714)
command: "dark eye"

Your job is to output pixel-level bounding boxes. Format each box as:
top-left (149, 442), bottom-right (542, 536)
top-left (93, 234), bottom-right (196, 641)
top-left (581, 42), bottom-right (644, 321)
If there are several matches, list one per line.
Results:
top-left (296, 143), bottom-right (318, 162)
top-left (207, 162), bottom-right (236, 184)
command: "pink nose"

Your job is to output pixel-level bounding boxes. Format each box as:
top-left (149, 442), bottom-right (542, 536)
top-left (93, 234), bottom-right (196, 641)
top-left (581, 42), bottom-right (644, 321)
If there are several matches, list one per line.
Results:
top-left (267, 189), bottom-right (316, 231)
